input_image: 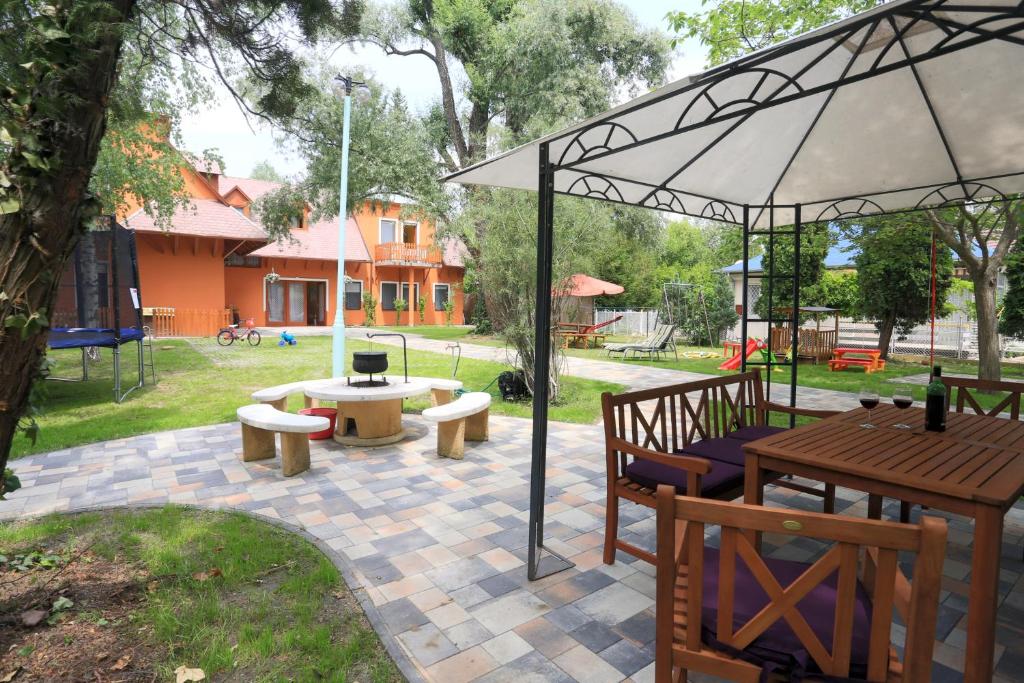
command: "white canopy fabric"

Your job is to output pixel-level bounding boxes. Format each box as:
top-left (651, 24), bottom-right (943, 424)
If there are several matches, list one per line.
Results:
top-left (444, 0), bottom-right (1024, 228)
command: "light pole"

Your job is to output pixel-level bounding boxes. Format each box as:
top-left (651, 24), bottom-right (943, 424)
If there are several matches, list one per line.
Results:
top-left (331, 75), bottom-right (368, 378)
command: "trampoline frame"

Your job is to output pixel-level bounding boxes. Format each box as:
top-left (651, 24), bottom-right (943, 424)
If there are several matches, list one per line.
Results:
top-left (47, 217), bottom-right (156, 403)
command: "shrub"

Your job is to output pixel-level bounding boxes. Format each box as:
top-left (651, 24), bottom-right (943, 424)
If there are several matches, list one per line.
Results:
top-left (361, 292), bottom-right (377, 327)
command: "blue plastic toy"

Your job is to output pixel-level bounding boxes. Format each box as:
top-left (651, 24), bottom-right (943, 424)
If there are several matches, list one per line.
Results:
top-left (278, 330), bottom-right (297, 347)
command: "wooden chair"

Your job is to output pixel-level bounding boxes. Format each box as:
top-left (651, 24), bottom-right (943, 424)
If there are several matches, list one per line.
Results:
top-left (602, 371), bottom-right (839, 565)
top-left (893, 376), bottom-right (1024, 524)
top-left (655, 488), bottom-right (947, 682)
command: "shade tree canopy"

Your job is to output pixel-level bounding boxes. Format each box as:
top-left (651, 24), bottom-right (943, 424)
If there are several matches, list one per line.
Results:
top-left (0, 0), bottom-right (341, 484)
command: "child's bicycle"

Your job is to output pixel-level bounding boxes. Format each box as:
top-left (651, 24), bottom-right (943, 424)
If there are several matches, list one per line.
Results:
top-left (217, 318), bottom-right (261, 347)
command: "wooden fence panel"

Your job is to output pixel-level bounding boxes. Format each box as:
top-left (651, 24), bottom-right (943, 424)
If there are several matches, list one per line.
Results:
top-left (143, 308), bottom-right (232, 337)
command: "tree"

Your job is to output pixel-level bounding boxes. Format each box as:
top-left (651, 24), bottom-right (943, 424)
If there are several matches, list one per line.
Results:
top-left (752, 222), bottom-right (832, 322)
top-left (350, 0), bottom-right (670, 169)
top-left (668, 0), bottom-right (1021, 380)
top-left (254, 74), bottom-right (447, 238)
top-left (851, 215), bottom-right (953, 359)
top-left (926, 202), bottom-right (1021, 379)
top-left (250, 160), bottom-right (286, 183)
top-left (0, 0), bottom-right (340, 487)
top-left (999, 238), bottom-right (1024, 340)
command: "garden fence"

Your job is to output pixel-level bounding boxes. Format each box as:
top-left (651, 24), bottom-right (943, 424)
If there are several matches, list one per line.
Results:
top-left (838, 318), bottom-right (1021, 360)
top-left (594, 308), bottom-right (661, 337)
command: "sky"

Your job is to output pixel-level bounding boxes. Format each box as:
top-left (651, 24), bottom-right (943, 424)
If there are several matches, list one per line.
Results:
top-left (178, 0), bottom-right (709, 179)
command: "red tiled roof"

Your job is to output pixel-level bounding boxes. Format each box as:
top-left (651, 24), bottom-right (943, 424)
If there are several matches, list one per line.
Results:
top-left (249, 217), bottom-right (371, 262)
top-left (125, 200), bottom-right (267, 240)
top-left (221, 176), bottom-right (282, 201)
top-left (441, 237), bottom-right (469, 268)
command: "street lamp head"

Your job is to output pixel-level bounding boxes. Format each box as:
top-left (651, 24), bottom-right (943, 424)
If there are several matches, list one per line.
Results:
top-left (333, 74), bottom-right (369, 103)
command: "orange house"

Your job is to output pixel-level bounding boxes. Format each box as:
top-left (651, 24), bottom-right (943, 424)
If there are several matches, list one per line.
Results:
top-left (123, 156), bottom-right (465, 336)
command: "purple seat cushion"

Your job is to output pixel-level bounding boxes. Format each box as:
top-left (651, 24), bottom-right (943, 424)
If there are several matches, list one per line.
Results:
top-left (700, 547), bottom-right (873, 679)
top-left (623, 456), bottom-right (743, 498)
top-left (678, 437), bottom-right (747, 468)
top-left (726, 425), bottom-right (787, 441)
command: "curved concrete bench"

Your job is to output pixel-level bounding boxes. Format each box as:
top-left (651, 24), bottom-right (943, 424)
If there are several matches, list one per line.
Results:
top-left (237, 403), bottom-right (329, 476)
top-left (251, 380), bottom-right (326, 411)
top-left (421, 392), bottom-right (490, 459)
top-left (406, 376), bottom-right (464, 406)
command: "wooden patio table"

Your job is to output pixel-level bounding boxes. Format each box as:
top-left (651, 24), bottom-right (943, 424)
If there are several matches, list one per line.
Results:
top-left (742, 403), bottom-right (1024, 683)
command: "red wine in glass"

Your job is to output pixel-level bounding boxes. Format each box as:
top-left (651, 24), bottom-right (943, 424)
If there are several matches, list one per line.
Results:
top-left (858, 389), bottom-right (879, 428)
top-left (859, 397), bottom-right (879, 410)
top-left (892, 392), bottom-right (913, 428)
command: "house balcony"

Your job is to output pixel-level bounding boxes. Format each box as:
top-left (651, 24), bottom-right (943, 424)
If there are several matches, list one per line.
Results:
top-left (375, 242), bottom-right (442, 267)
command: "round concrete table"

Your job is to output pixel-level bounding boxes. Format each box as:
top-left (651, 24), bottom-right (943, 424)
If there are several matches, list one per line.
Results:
top-left (305, 378), bottom-right (432, 446)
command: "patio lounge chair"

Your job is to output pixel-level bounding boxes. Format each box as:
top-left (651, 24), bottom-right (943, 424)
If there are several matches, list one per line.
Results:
top-left (601, 371), bottom-right (839, 565)
top-left (604, 324), bottom-right (678, 361)
top-left (603, 324), bottom-right (664, 358)
top-left (654, 490), bottom-right (947, 682)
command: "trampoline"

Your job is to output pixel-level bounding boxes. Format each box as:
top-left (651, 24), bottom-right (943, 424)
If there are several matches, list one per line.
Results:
top-left (48, 217), bottom-right (156, 402)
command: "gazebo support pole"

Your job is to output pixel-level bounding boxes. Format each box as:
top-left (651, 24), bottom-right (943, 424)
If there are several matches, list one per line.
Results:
top-left (527, 142), bottom-right (575, 581)
top-left (789, 205), bottom-right (802, 427)
top-left (740, 206), bottom-right (750, 373)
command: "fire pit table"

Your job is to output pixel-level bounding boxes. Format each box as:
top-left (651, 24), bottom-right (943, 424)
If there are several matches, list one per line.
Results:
top-left (304, 377), bottom-right (432, 446)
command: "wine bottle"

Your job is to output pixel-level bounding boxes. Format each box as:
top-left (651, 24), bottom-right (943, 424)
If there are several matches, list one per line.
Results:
top-left (925, 365), bottom-right (946, 432)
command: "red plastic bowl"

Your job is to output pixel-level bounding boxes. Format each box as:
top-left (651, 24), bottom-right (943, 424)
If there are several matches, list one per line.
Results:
top-left (299, 407), bottom-right (337, 440)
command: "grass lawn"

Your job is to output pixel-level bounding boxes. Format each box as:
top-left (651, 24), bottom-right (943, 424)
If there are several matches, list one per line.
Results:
top-left (368, 324), bottom-right (475, 341)
top-left (564, 341), bottom-right (1024, 409)
top-left (17, 335), bottom-right (622, 459)
top-left (0, 506), bottom-right (399, 682)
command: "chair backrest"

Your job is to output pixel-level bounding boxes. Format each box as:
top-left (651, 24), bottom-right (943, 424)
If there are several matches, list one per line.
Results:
top-left (942, 376), bottom-right (1023, 419)
top-left (656, 489), bottom-right (947, 682)
top-left (602, 372), bottom-right (765, 457)
top-left (654, 324), bottom-right (677, 349)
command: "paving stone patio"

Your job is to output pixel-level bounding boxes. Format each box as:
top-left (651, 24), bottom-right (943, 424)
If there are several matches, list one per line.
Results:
top-left (3, 411), bottom-right (1024, 682)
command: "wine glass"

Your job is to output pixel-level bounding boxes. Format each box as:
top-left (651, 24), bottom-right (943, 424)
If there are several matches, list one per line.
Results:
top-left (859, 387), bottom-right (879, 429)
top-left (892, 388), bottom-right (914, 429)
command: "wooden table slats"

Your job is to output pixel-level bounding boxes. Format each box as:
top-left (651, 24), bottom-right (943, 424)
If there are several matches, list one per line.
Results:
top-left (743, 403), bottom-right (1024, 683)
top-left (750, 405), bottom-right (1024, 505)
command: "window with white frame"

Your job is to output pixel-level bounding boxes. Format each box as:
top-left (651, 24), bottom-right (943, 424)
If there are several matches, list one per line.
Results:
top-left (345, 280), bottom-right (363, 310)
top-left (433, 283), bottom-right (450, 311)
top-left (401, 283), bottom-right (420, 306)
top-left (380, 218), bottom-right (398, 243)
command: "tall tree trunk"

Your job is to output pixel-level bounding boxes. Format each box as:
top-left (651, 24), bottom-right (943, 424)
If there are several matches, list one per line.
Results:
top-left (972, 267), bottom-right (1002, 381)
top-left (0, 0), bottom-right (135, 480)
top-left (876, 313), bottom-right (896, 360)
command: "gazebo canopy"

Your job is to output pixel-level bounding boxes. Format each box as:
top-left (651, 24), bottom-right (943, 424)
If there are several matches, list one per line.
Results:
top-left (446, 0), bottom-right (1024, 228)
top-left (559, 273), bottom-right (624, 298)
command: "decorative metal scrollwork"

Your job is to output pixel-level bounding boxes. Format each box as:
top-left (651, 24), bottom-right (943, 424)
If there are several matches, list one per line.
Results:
top-left (676, 68), bottom-right (804, 130)
top-left (641, 189), bottom-right (687, 214)
top-left (700, 200), bottom-right (736, 223)
top-left (915, 182), bottom-right (1005, 209)
top-left (566, 175), bottom-right (625, 203)
top-left (815, 198), bottom-right (884, 222)
top-left (557, 123), bottom-right (638, 166)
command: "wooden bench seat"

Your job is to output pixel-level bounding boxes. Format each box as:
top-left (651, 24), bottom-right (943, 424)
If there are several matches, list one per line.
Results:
top-left (405, 376), bottom-right (463, 405)
top-left (421, 392), bottom-right (491, 459)
top-left (251, 380), bottom-right (325, 410)
top-left (237, 403), bottom-right (329, 476)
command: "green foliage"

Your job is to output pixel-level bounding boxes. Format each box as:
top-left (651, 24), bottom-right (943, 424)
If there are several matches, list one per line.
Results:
top-left (753, 222), bottom-right (832, 321)
top-left (393, 297), bottom-right (408, 322)
top-left (353, 0), bottom-right (670, 165)
top-left (814, 269), bottom-right (859, 316)
top-left (255, 75), bottom-right (446, 239)
top-left (1000, 238), bottom-right (1024, 338)
top-left (443, 296), bottom-right (456, 325)
top-left (1, 467), bottom-right (21, 499)
top-left (0, 550), bottom-right (61, 572)
top-left (417, 295), bottom-right (427, 323)
top-left (249, 160), bottom-right (286, 183)
top-left (361, 292), bottom-right (377, 326)
top-left (666, 0), bottom-right (875, 66)
top-left (850, 214), bottom-right (953, 345)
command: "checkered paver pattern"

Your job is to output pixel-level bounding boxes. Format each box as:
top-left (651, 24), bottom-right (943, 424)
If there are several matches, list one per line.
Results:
top-left (4, 414), bottom-right (1024, 682)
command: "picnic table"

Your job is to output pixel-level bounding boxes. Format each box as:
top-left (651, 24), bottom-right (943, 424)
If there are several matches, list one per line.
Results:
top-left (828, 346), bottom-right (886, 373)
top-left (304, 378), bottom-right (432, 446)
top-left (742, 403), bottom-right (1024, 683)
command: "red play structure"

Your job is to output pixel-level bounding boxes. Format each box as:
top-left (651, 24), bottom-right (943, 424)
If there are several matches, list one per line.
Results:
top-left (719, 338), bottom-right (765, 370)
